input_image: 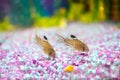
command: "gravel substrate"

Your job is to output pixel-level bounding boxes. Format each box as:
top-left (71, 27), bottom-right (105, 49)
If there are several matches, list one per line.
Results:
top-left (0, 23), bottom-right (120, 80)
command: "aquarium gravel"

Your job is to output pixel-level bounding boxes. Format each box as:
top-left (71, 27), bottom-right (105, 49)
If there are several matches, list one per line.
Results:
top-left (0, 23), bottom-right (120, 80)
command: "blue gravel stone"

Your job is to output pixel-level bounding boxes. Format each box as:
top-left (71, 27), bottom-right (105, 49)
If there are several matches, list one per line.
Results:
top-left (72, 75), bottom-right (78, 80)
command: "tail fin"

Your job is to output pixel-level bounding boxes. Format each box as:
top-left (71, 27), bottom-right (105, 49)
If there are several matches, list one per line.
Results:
top-left (56, 33), bottom-right (65, 43)
top-left (35, 34), bottom-right (42, 44)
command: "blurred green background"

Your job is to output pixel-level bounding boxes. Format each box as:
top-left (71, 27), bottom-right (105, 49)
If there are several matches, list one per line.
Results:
top-left (0, 0), bottom-right (120, 31)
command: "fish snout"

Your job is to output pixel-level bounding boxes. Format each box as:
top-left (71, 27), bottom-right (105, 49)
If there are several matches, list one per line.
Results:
top-left (83, 45), bottom-right (89, 52)
top-left (49, 50), bottom-right (56, 59)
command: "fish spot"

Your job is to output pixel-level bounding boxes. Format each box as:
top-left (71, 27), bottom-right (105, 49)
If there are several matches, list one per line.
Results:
top-left (43, 36), bottom-right (48, 40)
top-left (70, 35), bottom-right (76, 38)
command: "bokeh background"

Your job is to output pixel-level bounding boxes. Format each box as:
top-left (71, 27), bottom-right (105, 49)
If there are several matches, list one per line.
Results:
top-left (0, 0), bottom-right (120, 31)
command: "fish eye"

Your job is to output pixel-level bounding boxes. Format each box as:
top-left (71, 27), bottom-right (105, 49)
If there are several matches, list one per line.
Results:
top-left (49, 52), bottom-right (52, 55)
top-left (70, 35), bottom-right (76, 38)
top-left (83, 46), bottom-right (85, 51)
top-left (43, 36), bottom-right (48, 40)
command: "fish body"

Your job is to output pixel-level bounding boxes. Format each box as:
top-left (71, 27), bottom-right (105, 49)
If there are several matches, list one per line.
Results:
top-left (57, 34), bottom-right (89, 52)
top-left (35, 35), bottom-right (55, 59)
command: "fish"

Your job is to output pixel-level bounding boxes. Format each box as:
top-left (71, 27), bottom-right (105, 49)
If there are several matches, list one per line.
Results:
top-left (35, 35), bottom-right (56, 59)
top-left (56, 34), bottom-right (89, 52)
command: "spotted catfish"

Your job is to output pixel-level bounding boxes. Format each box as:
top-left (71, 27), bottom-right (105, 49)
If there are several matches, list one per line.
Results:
top-left (35, 35), bottom-right (56, 59)
top-left (57, 34), bottom-right (89, 52)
